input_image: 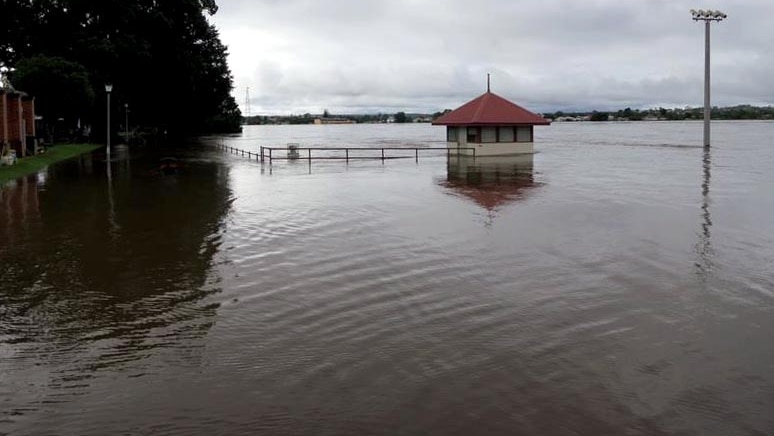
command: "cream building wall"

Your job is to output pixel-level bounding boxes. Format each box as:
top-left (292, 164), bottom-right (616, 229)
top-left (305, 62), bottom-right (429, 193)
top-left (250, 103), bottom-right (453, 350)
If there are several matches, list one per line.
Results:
top-left (445, 126), bottom-right (534, 156)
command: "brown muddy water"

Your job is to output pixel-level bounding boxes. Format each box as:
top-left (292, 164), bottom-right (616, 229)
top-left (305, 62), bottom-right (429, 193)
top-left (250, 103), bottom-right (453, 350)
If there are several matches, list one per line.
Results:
top-left (2, 122), bottom-right (774, 435)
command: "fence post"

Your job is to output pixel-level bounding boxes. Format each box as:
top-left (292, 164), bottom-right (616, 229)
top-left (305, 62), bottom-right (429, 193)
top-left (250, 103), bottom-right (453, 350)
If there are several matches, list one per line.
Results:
top-left (415, 149), bottom-right (418, 163)
top-left (381, 148), bottom-right (385, 163)
top-left (346, 149), bottom-right (349, 163)
top-left (269, 148), bottom-right (272, 165)
top-left (260, 146), bottom-right (264, 163)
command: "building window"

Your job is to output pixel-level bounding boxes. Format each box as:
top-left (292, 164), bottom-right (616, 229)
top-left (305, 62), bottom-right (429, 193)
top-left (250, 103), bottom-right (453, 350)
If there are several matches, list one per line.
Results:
top-left (516, 126), bottom-right (533, 142)
top-left (498, 127), bottom-right (514, 142)
top-left (467, 127), bottom-right (480, 143)
top-left (481, 127), bottom-right (497, 143)
top-left (447, 126), bottom-right (457, 142)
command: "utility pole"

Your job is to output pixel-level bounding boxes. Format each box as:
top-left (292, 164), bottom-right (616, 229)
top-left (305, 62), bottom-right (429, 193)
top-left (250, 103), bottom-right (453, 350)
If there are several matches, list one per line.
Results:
top-left (125, 103), bottom-right (129, 144)
top-left (245, 87), bottom-right (251, 122)
top-left (105, 84), bottom-right (112, 160)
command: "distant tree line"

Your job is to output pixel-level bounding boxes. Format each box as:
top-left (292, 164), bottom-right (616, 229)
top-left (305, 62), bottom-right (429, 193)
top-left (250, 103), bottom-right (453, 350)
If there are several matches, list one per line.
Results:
top-left (1, 0), bottom-right (242, 141)
top-left (544, 105), bottom-right (774, 121)
top-left (238, 103), bottom-right (774, 127)
top-left (243, 111), bottom-right (427, 125)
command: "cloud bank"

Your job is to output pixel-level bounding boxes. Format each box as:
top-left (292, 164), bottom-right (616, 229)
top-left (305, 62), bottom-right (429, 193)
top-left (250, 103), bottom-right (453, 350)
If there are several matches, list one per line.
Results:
top-left (211, 0), bottom-right (774, 114)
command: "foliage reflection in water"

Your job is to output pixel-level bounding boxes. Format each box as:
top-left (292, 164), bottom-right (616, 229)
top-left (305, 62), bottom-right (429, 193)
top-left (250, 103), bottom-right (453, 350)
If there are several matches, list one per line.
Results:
top-left (1, 144), bottom-right (231, 432)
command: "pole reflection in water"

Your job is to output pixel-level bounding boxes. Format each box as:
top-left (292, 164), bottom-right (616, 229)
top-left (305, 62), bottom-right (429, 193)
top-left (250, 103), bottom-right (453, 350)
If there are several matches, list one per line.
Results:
top-left (695, 146), bottom-right (714, 277)
top-left (106, 148), bottom-right (118, 237)
top-left (439, 154), bottom-right (539, 225)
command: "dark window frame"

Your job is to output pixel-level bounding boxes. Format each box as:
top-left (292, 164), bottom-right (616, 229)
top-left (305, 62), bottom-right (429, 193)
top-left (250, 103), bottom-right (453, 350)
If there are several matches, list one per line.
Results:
top-left (466, 127), bottom-right (480, 143)
top-left (447, 126), bottom-right (457, 142)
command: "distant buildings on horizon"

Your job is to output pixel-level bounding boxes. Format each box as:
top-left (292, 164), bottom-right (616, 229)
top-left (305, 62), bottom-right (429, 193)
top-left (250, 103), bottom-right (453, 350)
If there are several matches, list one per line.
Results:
top-left (242, 104), bottom-right (774, 125)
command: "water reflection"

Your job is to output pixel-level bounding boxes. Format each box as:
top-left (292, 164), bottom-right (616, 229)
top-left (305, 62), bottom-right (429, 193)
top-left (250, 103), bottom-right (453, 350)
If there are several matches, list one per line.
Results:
top-left (439, 155), bottom-right (538, 222)
top-left (0, 174), bottom-right (42, 245)
top-left (0, 144), bottom-right (231, 423)
top-left (695, 146), bottom-right (714, 275)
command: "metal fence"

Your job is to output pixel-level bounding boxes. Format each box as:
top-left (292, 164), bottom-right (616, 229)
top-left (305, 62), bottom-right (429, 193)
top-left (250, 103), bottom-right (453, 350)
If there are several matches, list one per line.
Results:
top-left (217, 143), bottom-right (476, 165)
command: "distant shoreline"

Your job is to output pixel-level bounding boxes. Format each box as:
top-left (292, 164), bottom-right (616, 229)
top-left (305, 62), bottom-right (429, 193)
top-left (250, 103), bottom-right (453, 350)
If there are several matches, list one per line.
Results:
top-left (243, 105), bottom-right (774, 125)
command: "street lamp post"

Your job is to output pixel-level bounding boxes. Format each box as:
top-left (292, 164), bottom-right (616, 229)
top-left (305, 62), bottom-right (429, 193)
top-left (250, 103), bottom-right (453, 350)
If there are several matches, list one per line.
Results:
top-left (124, 103), bottom-right (129, 144)
top-left (691, 9), bottom-right (727, 148)
top-left (105, 83), bottom-right (113, 160)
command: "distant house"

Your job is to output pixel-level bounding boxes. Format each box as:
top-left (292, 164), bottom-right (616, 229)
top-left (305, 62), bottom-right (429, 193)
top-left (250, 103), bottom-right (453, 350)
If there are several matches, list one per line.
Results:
top-left (433, 88), bottom-right (549, 156)
top-left (314, 117), bottom-right (355, 125)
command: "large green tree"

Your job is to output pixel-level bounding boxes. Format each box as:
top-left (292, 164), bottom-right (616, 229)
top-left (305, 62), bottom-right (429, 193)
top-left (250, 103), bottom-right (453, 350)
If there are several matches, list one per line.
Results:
top-left (1, 0), bottom-right (241, 136)
top-left (12, 56), bottom-right (94, 125)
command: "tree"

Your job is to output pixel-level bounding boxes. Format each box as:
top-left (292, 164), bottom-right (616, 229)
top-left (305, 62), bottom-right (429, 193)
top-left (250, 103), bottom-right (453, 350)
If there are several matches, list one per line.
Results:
top-left (589, 111), bottom-right (608, 121)
top-left (432, 109), bottom-right (451, 120)
top-left (0, 0), bottom-right (241, 136)
top-left (394, 111), bottom-right (408, 123)
top-left (11, 56), bottom-right (95, 140)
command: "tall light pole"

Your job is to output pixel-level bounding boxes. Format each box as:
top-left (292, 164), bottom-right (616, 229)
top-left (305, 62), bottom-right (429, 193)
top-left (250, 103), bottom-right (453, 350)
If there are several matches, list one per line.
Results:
top-left (124, 103), bottom-right (129, 144)
top-left (691, 9), bottom-right (727, 147)
top-left (105, 83), bottom-right (113, 160)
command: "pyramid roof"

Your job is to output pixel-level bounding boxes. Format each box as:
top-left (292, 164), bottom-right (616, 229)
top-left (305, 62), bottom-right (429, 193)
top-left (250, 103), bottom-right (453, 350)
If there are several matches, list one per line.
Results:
top-left (432, 91), bottom-right (550, 127)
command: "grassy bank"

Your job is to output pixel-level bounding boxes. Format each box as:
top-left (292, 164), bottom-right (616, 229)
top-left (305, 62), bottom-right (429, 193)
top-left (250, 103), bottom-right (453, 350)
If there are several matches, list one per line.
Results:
top-left (0, 143), bottom-right (102, 185)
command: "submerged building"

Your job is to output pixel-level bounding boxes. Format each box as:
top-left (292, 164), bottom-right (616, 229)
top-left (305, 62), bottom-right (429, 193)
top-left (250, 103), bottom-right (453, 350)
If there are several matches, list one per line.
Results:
top-left (432, 86), bottom-right (549, 156)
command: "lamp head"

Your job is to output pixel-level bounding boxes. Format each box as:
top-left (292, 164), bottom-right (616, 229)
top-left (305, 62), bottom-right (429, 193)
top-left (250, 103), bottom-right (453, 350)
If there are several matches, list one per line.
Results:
top-left (691, 8), bottom-right (727, 21)
top-left (105, 84), bottom-right (113, 93)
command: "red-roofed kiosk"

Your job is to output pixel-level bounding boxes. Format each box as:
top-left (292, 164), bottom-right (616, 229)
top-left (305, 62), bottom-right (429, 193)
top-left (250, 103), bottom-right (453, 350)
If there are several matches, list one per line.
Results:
top-left (432, 80), bottom-right (550, 157)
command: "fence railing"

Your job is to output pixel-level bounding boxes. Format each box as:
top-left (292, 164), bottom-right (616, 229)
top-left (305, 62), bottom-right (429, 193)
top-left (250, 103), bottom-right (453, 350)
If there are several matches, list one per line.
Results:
top-left (216, 143), bottom-right (476, 164)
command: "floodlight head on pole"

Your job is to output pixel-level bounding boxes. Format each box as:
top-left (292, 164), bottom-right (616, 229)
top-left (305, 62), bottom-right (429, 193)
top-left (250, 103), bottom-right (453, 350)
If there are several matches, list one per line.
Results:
top-left (105, 83), bottom-right (113, 93)
top-left (691, 8), bottom-right (727, 21)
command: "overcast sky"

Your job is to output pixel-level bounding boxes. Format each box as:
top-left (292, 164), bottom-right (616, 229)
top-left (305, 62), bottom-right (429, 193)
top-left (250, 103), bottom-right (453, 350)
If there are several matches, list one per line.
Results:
top-left (211, 0), bottom-right (774, 115)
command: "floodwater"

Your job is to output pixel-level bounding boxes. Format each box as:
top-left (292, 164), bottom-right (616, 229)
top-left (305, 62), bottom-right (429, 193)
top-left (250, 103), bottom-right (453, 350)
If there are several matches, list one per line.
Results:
top-left (2, 121), bottom-right (774, 435)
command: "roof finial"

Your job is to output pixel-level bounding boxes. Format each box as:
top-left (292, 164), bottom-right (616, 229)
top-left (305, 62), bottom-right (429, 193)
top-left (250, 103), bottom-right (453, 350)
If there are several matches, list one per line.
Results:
top-left (487, 73), bottom-right (491, 93)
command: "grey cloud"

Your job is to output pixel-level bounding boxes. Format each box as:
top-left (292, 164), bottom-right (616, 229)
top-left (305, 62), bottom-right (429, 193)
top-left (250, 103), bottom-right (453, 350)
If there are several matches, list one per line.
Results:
top-left (214, 0), bottom-right (774, 114)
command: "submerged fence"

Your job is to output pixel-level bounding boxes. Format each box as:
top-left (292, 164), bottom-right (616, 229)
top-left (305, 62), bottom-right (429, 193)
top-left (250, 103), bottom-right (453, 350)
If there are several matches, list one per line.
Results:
top-left (217, 143), bottom-right (476, 165)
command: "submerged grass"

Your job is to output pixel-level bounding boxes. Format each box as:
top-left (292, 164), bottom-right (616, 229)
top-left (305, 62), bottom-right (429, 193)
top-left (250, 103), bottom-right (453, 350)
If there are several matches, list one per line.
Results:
top-left (0, 143), bottom-right (101, 185)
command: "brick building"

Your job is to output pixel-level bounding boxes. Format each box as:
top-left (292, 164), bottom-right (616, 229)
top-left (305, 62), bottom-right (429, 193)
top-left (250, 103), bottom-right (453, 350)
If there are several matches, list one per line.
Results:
top-left (0, 84), bottom-right (36, 158)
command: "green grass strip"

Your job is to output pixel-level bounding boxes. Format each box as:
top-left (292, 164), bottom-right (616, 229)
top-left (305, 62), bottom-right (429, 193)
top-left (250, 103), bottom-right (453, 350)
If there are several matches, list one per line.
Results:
top-left (0, 143), bottom-right (102, 185)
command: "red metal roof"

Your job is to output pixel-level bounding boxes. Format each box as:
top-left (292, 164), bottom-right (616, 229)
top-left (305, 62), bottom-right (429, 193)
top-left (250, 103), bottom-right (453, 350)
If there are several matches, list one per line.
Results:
top-left (432, 91), bottom-right (550, 126)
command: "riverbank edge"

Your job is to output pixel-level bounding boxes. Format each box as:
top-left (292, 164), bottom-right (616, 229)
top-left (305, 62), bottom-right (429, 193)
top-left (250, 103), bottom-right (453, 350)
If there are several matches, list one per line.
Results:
top-left (0, 143), bottom-right (102, 185)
